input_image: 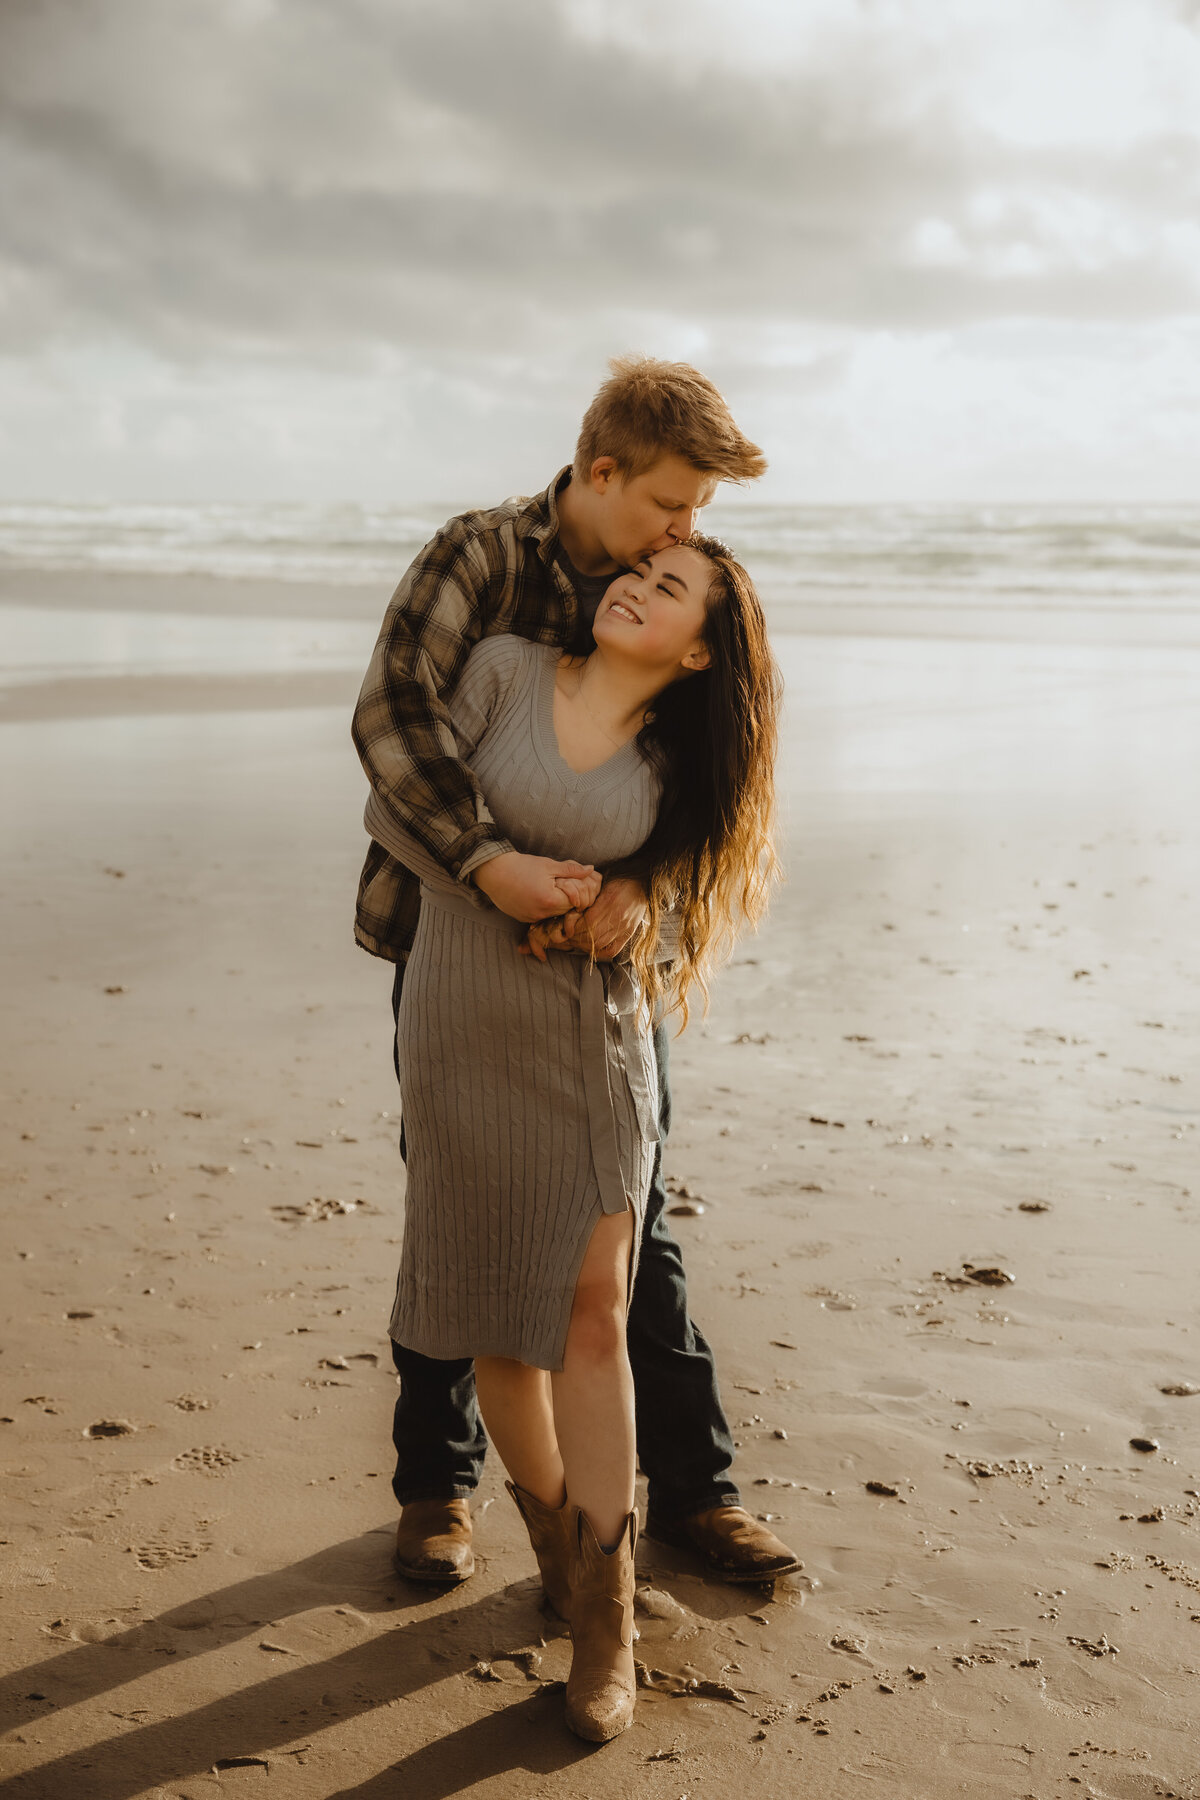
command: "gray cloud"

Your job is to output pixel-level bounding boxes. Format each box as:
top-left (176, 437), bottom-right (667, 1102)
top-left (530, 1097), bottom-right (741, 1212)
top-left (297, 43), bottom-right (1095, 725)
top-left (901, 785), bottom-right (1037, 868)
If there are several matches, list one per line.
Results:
top-left (3, 0), bottom-right (1198, 366)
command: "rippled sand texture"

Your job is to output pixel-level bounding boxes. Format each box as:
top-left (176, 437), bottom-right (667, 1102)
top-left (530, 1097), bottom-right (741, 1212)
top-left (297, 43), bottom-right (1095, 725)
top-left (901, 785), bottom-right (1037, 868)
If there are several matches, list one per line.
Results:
top-left (2, 570), bottom-right (1199, 1799)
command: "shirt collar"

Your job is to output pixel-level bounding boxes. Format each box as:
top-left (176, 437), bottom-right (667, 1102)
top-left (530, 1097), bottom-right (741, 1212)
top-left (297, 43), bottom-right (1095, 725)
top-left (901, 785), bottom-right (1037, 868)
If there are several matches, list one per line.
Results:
top-left (514, 466), bottom-right (574, 565)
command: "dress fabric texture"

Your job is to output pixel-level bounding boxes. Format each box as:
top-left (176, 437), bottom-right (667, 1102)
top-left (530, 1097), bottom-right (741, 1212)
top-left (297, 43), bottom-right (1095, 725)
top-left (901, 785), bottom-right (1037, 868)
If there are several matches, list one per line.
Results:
top-left (374, 634), bottom-right (662, 1372)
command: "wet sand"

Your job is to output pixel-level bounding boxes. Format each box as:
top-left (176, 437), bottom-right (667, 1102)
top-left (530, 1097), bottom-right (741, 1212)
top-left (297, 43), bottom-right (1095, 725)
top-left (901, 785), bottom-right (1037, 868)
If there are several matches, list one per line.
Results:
top-left (2, 570), bottom-right (1199, 1798)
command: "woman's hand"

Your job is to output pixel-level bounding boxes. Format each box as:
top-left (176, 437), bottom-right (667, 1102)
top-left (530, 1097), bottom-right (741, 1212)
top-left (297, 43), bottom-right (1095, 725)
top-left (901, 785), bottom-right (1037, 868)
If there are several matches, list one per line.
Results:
top-left (518, 877), bottom-right (649, 963)
top-left (472, 851), bottom-right (602, 924)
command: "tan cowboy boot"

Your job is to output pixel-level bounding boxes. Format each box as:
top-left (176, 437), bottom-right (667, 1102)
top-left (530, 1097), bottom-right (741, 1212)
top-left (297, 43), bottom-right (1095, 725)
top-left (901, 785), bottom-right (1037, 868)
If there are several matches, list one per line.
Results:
top-left (504, 1480), bottom-right (572, 1619)
top-left (563, 1506), bottom-right (638, 1743)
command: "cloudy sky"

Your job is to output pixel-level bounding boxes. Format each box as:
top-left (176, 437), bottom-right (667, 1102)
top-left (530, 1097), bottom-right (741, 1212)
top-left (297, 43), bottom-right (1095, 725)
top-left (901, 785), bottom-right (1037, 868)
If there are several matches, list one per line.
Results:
top-left (2, 0), bottom-right (1199, 503)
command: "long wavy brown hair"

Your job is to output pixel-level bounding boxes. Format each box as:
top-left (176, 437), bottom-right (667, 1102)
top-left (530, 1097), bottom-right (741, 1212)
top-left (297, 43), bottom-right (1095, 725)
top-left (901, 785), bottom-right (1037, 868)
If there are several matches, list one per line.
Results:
top-left (626, 533), bottom-right (782, 1023)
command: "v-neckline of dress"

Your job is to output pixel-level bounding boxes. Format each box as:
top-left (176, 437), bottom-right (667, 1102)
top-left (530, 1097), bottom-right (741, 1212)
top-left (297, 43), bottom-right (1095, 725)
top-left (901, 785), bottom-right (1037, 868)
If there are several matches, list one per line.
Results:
top-left (533, 647), bottom-right (643, 789)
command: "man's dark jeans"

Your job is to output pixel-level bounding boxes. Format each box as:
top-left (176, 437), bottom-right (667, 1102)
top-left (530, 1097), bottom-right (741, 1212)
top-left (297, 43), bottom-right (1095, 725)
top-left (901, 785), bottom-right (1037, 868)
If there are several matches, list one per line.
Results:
top-left (388, 960), bottom-right (740, 1526)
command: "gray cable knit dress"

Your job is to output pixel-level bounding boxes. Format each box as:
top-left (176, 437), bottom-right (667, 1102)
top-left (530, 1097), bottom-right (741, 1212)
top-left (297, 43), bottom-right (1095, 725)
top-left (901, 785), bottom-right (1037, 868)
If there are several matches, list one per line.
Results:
top-left (363, 634), bottom-right (664, 1373)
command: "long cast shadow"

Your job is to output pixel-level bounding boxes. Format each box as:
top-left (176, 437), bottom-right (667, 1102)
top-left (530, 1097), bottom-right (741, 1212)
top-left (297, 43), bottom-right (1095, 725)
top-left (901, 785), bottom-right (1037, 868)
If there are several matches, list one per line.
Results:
top-left (0, 1566), bottom-right (590, 1799)
top-left (0, 1528), bottom-right (411, 1731)
top-left (1, 1520), bottom-right (765, 1738)
top-left (325, 1688), bottom-right (599, 1798)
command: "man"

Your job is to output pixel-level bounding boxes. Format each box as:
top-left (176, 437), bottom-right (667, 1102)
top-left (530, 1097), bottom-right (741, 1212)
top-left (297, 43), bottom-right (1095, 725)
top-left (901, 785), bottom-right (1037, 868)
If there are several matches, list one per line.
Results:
top-left (353, 355), bottom-right (801, 1589)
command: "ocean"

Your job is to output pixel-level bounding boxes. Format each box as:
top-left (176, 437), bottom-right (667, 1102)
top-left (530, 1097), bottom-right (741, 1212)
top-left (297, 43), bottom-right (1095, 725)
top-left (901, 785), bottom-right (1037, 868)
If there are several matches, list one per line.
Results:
top-left (3, 497), bottom-right (1199, 821)
top-left (2, 499), bottom-right (1199, 638)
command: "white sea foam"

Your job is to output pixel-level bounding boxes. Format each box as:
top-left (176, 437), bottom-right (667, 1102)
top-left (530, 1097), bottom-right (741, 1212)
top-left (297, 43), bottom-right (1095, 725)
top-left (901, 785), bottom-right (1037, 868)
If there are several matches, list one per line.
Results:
top-left (0, 500), bottom-right (443, 586)
top-left (3, 499), bottom-right (1200, 645)
top-left (0, 498), bottom-right (1196, 595)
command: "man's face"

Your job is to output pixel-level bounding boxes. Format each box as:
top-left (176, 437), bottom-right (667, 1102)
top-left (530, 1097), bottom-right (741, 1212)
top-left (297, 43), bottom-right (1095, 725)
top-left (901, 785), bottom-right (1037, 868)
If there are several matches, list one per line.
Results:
top-left (590, 453), bottom-right (718, 569)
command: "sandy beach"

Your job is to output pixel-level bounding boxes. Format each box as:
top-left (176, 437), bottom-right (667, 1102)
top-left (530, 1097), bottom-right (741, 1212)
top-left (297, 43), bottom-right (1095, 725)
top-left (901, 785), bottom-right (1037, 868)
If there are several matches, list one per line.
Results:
top-left (2, 565), bottom-right (1199, 1799)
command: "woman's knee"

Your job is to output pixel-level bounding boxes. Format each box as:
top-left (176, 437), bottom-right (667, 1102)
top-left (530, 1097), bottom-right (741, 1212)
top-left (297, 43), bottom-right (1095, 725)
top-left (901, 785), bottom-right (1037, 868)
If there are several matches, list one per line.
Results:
top-left (566, 1288), bottom-right (627, 1365)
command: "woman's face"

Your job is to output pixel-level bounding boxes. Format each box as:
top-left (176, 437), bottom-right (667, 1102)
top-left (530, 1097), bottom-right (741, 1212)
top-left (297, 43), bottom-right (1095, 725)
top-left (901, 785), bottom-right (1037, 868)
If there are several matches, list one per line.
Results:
top-left (592, 544), bottom-right (713, 678)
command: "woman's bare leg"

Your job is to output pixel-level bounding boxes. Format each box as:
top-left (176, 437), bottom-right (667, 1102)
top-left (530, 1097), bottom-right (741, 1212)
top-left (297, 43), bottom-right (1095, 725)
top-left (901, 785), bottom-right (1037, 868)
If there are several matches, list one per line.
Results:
top-left (551, 1208), bottom-right (635, 1547)
top-left (474, 1357), bottom-right (565, 1508)
top-left (474, 1209), bottom-right (634, 1545)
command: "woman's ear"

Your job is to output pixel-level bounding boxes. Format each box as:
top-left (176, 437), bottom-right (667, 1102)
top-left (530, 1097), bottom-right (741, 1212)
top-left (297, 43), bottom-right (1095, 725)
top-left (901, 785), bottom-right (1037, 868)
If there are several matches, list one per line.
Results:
top-left (680, 642), bottom-right (711, 672)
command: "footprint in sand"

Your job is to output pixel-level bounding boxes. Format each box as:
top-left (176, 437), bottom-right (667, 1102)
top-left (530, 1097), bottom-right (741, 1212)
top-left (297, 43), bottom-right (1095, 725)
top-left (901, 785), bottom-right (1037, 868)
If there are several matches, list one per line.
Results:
top-left (172, 1446), bottom-right (241, 1473)
top-left (133, 1536), bottom-right (213, 1570)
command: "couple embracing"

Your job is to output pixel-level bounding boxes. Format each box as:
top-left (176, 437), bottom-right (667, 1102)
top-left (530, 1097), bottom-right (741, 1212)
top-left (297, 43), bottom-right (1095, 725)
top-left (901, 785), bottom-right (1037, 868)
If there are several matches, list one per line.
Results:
top-left (352, 356), bottom-right (797, 1742)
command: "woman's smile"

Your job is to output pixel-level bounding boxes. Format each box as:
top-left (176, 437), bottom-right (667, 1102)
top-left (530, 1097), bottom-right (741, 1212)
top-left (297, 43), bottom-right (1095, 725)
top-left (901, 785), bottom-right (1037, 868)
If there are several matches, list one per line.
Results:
top-left (607, 598), bottom-right (642, 625)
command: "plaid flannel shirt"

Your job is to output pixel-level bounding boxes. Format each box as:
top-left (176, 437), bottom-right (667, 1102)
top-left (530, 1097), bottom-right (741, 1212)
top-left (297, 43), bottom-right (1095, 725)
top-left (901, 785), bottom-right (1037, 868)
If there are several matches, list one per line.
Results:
top-left (352, 467), bottom-right (591, 962)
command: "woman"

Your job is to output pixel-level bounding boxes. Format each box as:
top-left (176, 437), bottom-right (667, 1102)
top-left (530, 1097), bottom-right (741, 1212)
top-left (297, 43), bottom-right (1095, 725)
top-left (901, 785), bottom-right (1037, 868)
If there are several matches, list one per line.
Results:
top-left (368, 533), bottom-right (780, 1741)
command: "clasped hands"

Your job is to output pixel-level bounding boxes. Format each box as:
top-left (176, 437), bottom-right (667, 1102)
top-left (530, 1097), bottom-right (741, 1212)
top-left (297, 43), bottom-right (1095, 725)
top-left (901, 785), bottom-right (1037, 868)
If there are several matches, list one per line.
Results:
top-left (471, 851), bottom-right (647, 962)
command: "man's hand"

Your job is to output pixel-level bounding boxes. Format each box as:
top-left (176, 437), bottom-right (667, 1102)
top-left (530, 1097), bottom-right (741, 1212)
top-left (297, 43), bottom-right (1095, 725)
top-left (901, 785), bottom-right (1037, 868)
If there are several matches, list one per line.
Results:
top-left (572, 876), bottom-right (649, 958)
top-left (472, 851), bottom-right (602, 925)
top-left (520, 875), bottom-right (648, 962)
top-left (519, 911), bottom-right (579, 964)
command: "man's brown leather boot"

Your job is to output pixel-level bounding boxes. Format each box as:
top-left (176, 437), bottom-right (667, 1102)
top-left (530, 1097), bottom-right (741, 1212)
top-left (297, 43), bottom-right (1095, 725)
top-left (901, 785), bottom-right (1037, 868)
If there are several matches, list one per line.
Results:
top-left (646, 1504), bottom-right (802, 1582)
top-left (393, 1497), bottom-right (474, 1583)
top-left (563, 1507), bottom-right (638, 1743)
top-left (504, 1479), bottom-right (572, 1619)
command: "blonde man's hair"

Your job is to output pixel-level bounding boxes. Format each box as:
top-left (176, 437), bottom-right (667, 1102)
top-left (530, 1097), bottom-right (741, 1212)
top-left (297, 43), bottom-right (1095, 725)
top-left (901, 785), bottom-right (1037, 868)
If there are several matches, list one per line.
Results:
top-left (573, 355), bottom-right (767, 486)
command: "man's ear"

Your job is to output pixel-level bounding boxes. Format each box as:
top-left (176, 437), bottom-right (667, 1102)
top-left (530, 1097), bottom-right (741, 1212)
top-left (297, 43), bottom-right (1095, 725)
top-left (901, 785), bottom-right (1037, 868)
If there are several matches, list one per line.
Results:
top-left (590, 456), bottom-right (619, 493)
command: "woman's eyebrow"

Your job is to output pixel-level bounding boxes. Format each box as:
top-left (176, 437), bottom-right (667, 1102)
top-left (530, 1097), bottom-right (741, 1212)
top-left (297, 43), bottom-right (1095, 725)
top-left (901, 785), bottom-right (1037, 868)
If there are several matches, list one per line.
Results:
top-left (658, 570), bottom-right (688, 593)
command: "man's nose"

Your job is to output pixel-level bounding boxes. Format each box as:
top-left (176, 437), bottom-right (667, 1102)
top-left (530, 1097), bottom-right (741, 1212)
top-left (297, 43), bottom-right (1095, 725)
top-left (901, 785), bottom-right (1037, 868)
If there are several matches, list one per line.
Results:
top-left (666, 508), bottom-right (697, 543)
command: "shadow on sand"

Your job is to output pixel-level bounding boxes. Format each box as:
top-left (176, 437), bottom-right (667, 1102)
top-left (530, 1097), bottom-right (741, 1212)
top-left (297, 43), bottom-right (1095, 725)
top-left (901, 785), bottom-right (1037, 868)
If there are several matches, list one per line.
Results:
top-left (0, 1526), bottom-right (599, 1797)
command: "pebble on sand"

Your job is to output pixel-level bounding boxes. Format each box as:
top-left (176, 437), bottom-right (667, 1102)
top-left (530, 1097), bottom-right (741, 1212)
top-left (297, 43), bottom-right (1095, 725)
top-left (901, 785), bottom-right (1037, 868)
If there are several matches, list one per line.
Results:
top-left (84, 1419), bottom-right (136, 1438)
top-left (1066, 1633), bottom-right (1118, 1658)
top-left (934, 1264), bottom-right (1016, 1288)
top-left (271, 1196), bottom-right (362, 1222)
top-left (962, 1264), bottom-right (1016, 1286)
top-left (665, 1177), bottom-right (708, 1217)
top-left (635, 1585), bottom-right (688, 1621)
top-left (635, 1664), bottom-right (746, 1704)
